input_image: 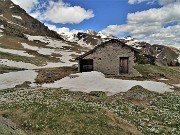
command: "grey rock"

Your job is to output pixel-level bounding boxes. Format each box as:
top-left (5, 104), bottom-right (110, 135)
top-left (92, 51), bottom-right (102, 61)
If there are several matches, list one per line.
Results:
top-left (0, 116), bottom-right (26, 135)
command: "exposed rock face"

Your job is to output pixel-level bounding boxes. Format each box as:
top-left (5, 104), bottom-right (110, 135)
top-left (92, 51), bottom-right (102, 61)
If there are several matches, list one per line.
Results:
top-left (0, 0), bottom-right (63, 39)
top-left (124, 85), bottom-right (157, 100)
top-left (75, 32), bottom-right (102, 46)
top-left (86, 29), bottom-right (97, 35)
top-left (60, 30), bottom-right (117, 48)
top-left (0, 116), bottom-right (26, 135)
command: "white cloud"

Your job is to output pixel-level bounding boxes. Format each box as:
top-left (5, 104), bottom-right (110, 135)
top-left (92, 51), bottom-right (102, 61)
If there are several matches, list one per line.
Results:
top-left (127, 3), bottom-right (180, 25)
top-left (159, 0), bottom-right (178, 5)
top-left (31, 0), bottom-right (94, 24)
top-left (11, 0), bottom-right (39, 13)
top-left (44, 23), bottom-right (83, 34)
top-left (128, 0), bottom-right (179, 5)
top-left (128, 0), bottom-right (148, 4)
top-left (44, 23), bottom-right (70, 34)
top-left (12, 0), bottom-right (94, 24)
top-left (102, 1), bottom-right (180, 46)
top-left (144, 25), bottom-right (180, 46)
top-left (29, 11), bottom-right (41, 19)
top-left (102, 24), bottom-right (160, 37)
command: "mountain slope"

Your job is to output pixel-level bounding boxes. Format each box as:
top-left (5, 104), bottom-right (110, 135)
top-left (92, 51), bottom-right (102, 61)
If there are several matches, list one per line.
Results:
top-left (120, 36), bottom-right (180, 65)
top-left (0, 0), bottom-right (62, 39)
top-left (0, 0), bottom-right (179, 69)
top-left (60, 30), bottom-right (116, 48)
top-left (0, 0), bottom-right (91, 69)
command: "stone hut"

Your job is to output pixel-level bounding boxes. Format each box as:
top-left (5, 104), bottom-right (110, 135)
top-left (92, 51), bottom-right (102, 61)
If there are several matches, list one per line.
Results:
top-left (76, 39), bottom-right (141, 76)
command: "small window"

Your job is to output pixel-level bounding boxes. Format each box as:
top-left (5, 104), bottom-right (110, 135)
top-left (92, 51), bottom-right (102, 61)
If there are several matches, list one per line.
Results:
top-left (98, 58), bottom-right (101, 61)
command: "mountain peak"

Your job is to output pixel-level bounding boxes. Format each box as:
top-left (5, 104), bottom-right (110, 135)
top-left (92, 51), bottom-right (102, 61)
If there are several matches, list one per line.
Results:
top-left (86, 29), bottom-right (97, 35)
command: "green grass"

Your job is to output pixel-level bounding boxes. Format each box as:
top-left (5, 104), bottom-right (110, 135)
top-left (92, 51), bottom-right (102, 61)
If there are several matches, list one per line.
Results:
top-left (0, 87), bottom-right (179, 135)
top-left (134, 64), bottom-right (180, 83)
top-left (0, 122), bottom-right (26, 135)
top-left (0, 88), bottom-right (140, 135)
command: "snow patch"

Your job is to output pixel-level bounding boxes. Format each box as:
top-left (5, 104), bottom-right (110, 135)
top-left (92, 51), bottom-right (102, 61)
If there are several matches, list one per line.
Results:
top-left (177, 54), bottom-right (180, 62)
top-left (0, 25), bottom-right (4, 33)
top-left (0, 59), bottom-right (38, 69)
top-left (97, 32), bottom-right (107, 38)
top-left (24, 35), bottom-right (79, 67)
top-left (12, 15), bottom-right (22, 20)
top-left (123, 36), bottom-right (134, 41)
top-left (0, 47), bottom-right (35, 57)
top-left (22, 43), bottom-right (57, 56)
top-left (25, 35), bottom-right (71, 48)
top-left (158, 78), bottom-right (168, 81)
top-left (0, 25), bottom-right (4, 29)
top-left (60, 32), bottom-right (94, 48)
top-left (0, 70), bottom-right (38, 90)
top-left (43, 71), bottom-right (174, 95)
top-left (0, 15), bottom-right (26, 29)
top-left (42, 51), bottom-right (77, 68)
top-left (60, 31), bottom-right (77, 41)
top-left (77, 38), bottom-right (93, 49)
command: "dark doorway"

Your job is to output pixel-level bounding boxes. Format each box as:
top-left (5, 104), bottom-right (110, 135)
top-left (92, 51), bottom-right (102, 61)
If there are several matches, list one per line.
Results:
top-left (80, 59), bottom-right (93, 72)
top-left (119, 57), bottom-right (129, 74)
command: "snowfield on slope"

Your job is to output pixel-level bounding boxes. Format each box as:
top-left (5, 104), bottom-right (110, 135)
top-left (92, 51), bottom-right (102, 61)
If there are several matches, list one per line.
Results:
top-left (0, 58), bottom-right (77, 69)
top-left (0, 46), bottom-right (35, 57)
top-left (24, 35), bottom-right (78, 67)
top-left (43, 71), bottom-right (174, 95)
top-left (0, 35), bottom-right (80, 68)
top-left (0, 59), bottom-right (38, 69)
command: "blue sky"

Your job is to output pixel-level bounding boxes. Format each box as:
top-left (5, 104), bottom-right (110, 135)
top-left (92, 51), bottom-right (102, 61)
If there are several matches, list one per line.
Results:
top-left (12, 0), bottom-right (180, 47)
top-left (51, 0), bottom-right (160, 32)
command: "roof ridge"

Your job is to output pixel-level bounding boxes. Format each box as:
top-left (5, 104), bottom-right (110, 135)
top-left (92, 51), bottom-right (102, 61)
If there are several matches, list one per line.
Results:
top-left (75, 39), bottom-right (141, 60)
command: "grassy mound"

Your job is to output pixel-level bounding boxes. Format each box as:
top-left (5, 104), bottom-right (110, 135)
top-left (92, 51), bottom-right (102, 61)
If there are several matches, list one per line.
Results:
top-left (124, 85), bottom-right (158, 100)
top-left (134, 64), bottom-right (180, 84)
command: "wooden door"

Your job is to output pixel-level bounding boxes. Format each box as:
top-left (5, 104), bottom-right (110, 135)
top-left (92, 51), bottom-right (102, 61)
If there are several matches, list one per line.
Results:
top-left (119, 57), bottom-right (129, 74)
top-left (80, 59), bottom-right (93, 72)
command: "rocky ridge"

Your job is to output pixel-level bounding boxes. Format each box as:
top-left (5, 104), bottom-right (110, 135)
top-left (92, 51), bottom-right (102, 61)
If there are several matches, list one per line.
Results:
top-left (0, 0), bottom-right (63, 39)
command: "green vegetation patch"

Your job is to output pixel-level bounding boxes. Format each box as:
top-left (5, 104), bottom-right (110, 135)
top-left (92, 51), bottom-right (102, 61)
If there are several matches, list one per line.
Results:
top-left (134, 64), bottom-right (180, 83)
top-left (0, 88), bottom-right (142, 135)
top-left (0, 87), bottom-right (179, 135)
